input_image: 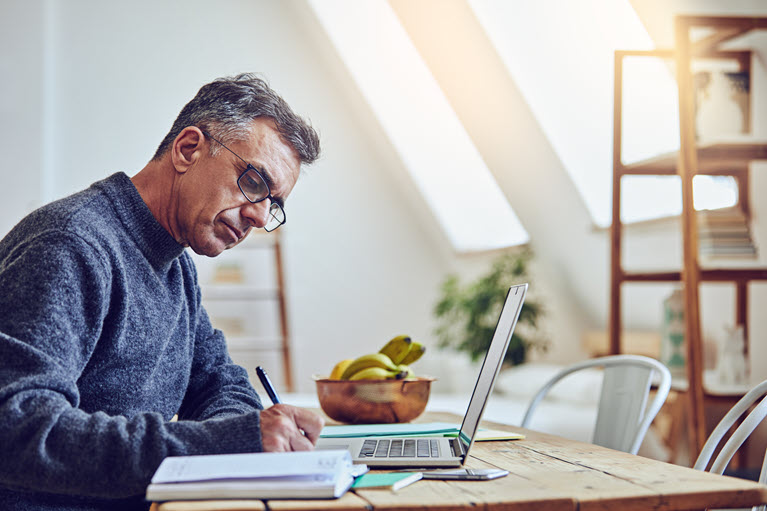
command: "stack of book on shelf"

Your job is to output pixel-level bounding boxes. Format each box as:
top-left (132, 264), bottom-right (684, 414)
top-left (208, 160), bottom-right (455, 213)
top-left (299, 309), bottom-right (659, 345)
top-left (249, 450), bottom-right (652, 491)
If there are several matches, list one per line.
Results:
top-left (698, 207), bottom-right (757, 259)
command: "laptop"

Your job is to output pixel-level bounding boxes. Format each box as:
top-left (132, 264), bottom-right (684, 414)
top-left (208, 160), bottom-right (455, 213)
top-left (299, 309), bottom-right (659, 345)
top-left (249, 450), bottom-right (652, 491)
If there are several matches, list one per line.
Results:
top-left (316, 283), bottom-right (528, 468)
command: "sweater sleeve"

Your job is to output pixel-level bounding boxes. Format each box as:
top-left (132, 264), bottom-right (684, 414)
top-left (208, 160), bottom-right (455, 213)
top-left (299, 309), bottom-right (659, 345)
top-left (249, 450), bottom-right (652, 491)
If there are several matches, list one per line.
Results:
top-left (0, 233), bottom-right (264, 499)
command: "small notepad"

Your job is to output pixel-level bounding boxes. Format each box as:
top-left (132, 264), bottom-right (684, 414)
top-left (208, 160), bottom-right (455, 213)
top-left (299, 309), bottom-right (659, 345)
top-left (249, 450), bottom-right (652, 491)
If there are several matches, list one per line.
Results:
top-left (444, 428), bottom-right (525, 441)
top-left (352, 472), bottom-right (423, 491)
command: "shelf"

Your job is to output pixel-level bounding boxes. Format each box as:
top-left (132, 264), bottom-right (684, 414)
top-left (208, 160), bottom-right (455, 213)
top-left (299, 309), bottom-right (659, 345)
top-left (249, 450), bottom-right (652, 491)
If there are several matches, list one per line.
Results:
top-left (622, 268), bottom-right (767, 282)
top-left (619, 142), bottom-right (767, 176)
top-left (621, 271), bottom-right (681, 282)
top-left (201, 285), bottom-right (280, 301)
top-left (671, 370), bottom-right (754, 398)
top-left (226, 336), bottom-right (285, 350)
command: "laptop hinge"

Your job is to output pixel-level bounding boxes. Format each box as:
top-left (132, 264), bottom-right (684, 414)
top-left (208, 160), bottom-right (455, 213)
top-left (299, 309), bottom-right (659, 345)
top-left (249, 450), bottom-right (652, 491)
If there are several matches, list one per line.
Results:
top-left (450, 438), bottom-right (465, 458)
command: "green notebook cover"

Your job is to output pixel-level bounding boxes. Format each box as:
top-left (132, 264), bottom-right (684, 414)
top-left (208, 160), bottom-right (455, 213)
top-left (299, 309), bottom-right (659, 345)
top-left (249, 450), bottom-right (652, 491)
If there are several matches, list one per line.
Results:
top-left (320, 422), bottom-right (457, 438)
top-left (352, 472), bottom-right (423, 491)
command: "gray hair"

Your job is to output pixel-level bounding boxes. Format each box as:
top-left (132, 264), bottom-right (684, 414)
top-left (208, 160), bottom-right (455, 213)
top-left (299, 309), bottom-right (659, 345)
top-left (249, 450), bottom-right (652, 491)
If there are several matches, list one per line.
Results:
top-left (152, 73), bottom-right (320, 164)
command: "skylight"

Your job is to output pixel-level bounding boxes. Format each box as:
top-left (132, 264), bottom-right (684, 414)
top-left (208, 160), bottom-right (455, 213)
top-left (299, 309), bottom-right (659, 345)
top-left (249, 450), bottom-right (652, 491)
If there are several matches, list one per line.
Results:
top-left (306, 0), bottom-right (528, 252)
top-left (469, 0), bottom-right (738, 226)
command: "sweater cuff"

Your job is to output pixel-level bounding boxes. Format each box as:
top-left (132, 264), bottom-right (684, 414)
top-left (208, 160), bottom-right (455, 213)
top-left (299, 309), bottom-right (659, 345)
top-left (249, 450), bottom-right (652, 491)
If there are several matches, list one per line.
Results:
top-left (200, 411), bottom-right (263, 454)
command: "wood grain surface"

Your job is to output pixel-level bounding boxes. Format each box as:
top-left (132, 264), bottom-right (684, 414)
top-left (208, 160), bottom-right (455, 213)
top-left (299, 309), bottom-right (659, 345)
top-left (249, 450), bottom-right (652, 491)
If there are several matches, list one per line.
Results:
top-left (152, 412), bottom-right (767, 511)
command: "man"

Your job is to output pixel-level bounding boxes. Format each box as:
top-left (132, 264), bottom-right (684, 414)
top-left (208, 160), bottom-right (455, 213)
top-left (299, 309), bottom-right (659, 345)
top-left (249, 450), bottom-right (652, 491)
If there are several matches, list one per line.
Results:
top-left (0, 74), bottom-right (324, 510)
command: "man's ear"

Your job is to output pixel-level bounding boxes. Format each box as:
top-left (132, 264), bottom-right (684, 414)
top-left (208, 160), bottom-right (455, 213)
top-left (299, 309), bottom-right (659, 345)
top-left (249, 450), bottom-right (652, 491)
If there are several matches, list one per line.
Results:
top-left (171, 127), bottom-right (205, 174)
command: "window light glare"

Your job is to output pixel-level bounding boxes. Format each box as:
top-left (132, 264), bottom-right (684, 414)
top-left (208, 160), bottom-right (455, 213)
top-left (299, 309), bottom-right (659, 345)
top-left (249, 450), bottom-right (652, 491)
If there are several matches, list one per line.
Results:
top-left (308, 0), bottom-right (528, 251)
top-left (469, 0), bottom-right (739, 226)
top-left (620, 175), bottom-right (738, 223)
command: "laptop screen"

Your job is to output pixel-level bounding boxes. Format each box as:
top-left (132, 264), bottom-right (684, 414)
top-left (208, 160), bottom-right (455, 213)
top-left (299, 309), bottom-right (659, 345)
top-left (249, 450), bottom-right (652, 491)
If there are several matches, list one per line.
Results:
top-left (456, 284), bottom-right (528, 455)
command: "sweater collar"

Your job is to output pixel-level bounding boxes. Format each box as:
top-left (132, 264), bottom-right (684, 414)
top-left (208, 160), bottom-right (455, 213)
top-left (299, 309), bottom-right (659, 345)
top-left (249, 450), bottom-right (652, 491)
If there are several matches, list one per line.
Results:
top-left (97, 172), bottom-right (186, 269)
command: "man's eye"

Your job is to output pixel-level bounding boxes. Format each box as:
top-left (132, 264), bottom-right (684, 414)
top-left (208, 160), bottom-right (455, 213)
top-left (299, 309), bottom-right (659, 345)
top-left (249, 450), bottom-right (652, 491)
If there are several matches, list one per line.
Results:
top-left (243, 172), bottom-right (265, 194)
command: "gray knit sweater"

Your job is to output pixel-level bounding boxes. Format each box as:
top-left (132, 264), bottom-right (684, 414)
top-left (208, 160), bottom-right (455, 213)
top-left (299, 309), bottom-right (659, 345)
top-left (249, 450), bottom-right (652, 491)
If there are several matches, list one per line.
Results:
top-left (0, 172), bottom-right (265, 510)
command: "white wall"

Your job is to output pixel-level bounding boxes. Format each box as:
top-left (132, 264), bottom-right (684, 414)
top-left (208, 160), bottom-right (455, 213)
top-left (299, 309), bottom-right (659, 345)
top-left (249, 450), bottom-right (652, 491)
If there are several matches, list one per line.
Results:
top-left (0, 1), bottom-right (45, 235)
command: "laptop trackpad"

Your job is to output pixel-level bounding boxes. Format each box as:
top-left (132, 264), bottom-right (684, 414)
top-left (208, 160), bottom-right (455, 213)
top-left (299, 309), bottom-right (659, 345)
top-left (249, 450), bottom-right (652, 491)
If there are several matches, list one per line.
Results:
top-left (315, 439), bottom-right (353, 452)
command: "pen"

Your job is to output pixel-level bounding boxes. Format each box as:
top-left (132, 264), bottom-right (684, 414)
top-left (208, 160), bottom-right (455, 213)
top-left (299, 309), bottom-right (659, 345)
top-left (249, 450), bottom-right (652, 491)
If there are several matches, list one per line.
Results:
top-left (256, 366), bottom-right (282, 405)
top-left (256, 366), bottom-right (310, 439)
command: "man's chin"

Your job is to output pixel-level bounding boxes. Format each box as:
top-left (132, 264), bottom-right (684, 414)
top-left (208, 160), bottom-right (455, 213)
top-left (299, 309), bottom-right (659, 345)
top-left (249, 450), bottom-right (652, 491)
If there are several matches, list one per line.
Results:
top-left (189, 241), bottom-right (228, 258)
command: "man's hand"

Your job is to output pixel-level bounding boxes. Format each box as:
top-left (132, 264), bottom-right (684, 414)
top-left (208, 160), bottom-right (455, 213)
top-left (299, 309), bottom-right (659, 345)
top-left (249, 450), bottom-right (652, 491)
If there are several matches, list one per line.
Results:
top-left (260, 404), bottom-right (325, 452)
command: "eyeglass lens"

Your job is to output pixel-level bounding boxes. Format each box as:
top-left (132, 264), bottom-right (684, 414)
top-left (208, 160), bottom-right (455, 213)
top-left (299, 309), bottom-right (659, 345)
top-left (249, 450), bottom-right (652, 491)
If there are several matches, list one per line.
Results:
top-left (238, 168), bottom-right (270, 202)
top-left (265, 203), bottom-right (285, 232)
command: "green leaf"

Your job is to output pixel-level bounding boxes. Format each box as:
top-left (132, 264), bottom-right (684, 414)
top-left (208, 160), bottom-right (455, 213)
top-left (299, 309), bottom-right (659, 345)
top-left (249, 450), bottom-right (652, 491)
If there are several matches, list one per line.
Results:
top-left (433, 249), bottom-right (546, 366)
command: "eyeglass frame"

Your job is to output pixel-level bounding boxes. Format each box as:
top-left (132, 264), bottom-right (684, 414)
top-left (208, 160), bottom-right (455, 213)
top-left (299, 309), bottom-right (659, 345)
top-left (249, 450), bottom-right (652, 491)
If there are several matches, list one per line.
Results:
top-left (200, 129), bottom-right (286, 232)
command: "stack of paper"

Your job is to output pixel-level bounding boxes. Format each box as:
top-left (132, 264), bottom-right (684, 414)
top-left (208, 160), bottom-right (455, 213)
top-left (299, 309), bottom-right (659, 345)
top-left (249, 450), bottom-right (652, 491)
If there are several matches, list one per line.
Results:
top-left (146, 450), bottom-right (364, 501)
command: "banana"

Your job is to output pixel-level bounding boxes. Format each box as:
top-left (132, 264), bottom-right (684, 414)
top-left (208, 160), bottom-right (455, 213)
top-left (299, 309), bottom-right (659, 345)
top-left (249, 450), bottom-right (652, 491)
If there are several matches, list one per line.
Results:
top-left (397, 364), bottom-right (415, 379)
top-left (348, 366), bottom-right (405, 380)
top-left (329, 359), bottom-right (354, 380)
top-left (378, 335), bottom-right (412, 364)
top-left (340, 353), bottom-right (400, 380)
top-left (399, 341), bottom-right (426, 365)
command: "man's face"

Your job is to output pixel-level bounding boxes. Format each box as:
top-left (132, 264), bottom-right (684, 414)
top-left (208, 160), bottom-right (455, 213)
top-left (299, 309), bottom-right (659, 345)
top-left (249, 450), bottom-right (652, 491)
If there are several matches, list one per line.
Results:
top-left (176, 119), bottom-right (301, 257)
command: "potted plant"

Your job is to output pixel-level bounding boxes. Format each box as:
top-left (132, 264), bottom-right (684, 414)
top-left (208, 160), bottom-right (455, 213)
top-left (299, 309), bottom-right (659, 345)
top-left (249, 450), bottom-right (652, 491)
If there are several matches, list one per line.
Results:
top-left (433, 248), bottom-right (545, 367)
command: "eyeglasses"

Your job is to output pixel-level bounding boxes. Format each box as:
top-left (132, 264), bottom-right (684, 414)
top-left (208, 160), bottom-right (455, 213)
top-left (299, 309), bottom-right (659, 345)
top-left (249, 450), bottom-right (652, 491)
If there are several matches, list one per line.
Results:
top-left (201, 130), bottom-right (286, 232)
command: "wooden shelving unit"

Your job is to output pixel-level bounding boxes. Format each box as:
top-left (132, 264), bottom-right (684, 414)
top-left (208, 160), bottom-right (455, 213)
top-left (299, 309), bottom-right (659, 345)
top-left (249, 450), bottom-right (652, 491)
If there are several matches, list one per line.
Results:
top-left (610, 15), bottom-right (767, 460)
top-left (194, 231), bottom-right (294, 391)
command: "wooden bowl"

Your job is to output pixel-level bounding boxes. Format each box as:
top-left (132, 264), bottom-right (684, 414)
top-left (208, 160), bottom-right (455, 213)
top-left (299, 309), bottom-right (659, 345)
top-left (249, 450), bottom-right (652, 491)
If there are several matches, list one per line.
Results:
top-left (314, 376), bottom-right (435, 424)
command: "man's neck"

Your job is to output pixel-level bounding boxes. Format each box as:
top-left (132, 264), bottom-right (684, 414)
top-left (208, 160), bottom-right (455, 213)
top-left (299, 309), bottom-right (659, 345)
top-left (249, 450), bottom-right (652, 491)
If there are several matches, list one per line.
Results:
top-left (130, 160), bottom-right (182, 244)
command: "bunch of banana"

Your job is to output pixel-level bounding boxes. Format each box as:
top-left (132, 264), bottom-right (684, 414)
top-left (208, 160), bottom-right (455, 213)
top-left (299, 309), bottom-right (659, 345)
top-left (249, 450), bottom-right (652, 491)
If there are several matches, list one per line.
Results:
top-left (328, 334), bottom-right (427, 381)
top-left (338, 352), bottom-right (402, 380)
top-left (329, 358), bottom-right (354, 380)
top-left (379, 334), bottom-right (426, 365)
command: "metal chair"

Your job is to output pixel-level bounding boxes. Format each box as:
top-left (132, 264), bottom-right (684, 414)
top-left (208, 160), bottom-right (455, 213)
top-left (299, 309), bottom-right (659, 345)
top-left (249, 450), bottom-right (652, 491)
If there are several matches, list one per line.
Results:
top-left (521, 354), bottom-right (672, 454)
top-left (693, 379), bottom-right (767, 511)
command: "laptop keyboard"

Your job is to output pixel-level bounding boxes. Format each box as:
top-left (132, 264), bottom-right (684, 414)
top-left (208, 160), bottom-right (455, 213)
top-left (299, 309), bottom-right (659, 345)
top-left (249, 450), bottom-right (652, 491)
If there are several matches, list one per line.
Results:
top-left (359, 438), bottom-right (441, 458)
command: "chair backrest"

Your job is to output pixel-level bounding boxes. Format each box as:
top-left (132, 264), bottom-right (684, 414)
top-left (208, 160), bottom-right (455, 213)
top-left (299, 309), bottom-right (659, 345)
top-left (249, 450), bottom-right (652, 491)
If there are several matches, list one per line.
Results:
top-left (520, 355), bottom-right (672, 454)
top-left (694, 379), bottom-right (767, 477)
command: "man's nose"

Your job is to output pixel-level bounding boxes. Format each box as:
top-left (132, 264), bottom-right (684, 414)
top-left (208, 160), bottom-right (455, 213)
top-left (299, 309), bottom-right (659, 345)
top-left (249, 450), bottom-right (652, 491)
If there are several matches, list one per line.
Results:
top-left (242, 199), bottom-right (271, 229)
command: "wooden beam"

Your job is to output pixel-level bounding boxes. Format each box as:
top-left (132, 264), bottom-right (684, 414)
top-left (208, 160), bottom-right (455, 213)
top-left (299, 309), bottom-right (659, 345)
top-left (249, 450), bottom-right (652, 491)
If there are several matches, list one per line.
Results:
top-left (737, 170), bottom-right (751, 219)
top-left (675, 15), bottom-right (707, 456)
top-left (692, 27), bottom-right (751, 55)
top-left (736, 281), bottom-right (748, 356)
top-left (610, 52), bottom-right (624, 356)
top-left (273, 236), bottom-right (294, 392)
top-left (680, 15), bottom-right (767, 30)
top-left (622, 269), bottom-right (767, 282)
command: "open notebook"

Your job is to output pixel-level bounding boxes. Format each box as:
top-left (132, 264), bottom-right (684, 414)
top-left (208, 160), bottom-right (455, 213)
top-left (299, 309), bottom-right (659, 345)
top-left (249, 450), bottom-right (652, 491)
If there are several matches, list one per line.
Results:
top-left (316, 284), bottom-right (527, 467)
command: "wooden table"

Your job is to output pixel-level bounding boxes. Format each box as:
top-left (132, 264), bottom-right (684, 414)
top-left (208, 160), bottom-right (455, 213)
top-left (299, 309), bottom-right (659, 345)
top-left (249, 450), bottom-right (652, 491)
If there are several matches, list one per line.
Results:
top-left (150, 412), bottom-right (767, 511)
